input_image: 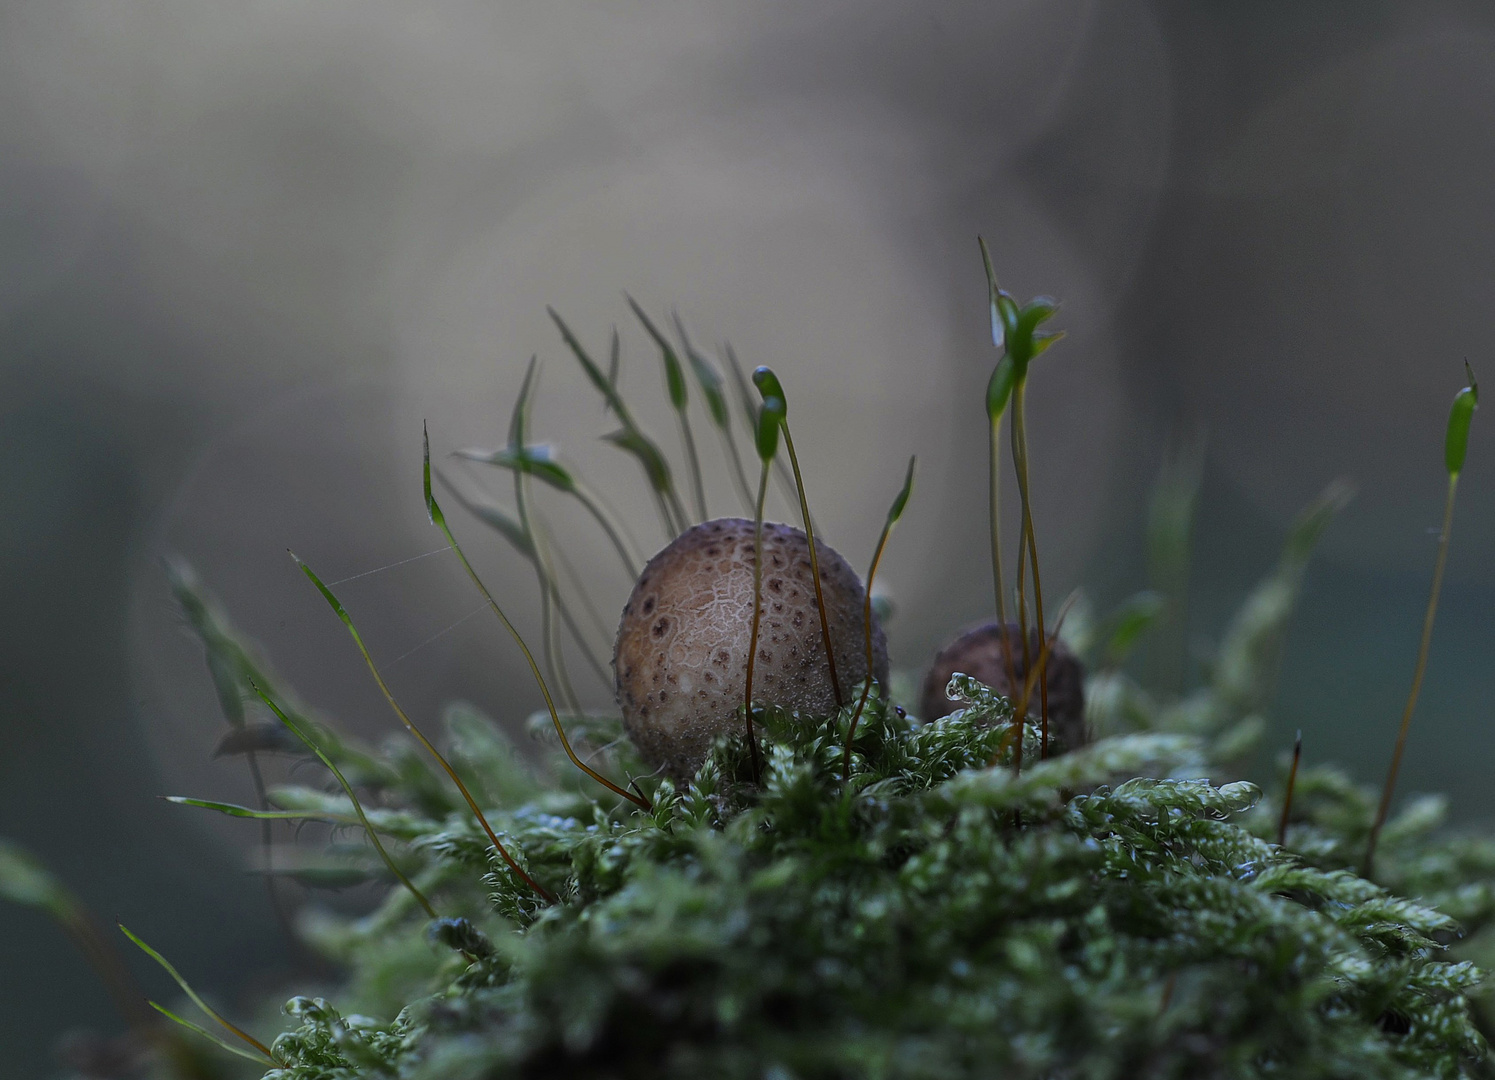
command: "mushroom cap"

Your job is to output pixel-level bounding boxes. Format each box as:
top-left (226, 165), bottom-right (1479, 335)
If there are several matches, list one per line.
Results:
top-left (615, 517), bottom-right (888, 778)
top-left (919, 621), bottom-right (1087, 753)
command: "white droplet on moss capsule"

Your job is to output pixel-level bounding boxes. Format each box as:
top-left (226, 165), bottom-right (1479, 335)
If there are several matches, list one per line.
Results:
top-left (614, 517), bottom-right (888, 778)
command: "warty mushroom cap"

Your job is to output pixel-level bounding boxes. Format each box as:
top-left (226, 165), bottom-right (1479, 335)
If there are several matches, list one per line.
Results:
top-left (615, 517), bottom-right (888, 778)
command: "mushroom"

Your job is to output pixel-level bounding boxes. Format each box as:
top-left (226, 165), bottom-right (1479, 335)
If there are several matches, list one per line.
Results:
top-left (919, 621), bottom-right (1087, 753)
top-left (615, 517), bottom-right (887, 777)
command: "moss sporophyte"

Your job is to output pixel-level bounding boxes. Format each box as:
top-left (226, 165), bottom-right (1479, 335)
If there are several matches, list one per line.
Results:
top-left (2, 259), bottom-right (1490, 1080)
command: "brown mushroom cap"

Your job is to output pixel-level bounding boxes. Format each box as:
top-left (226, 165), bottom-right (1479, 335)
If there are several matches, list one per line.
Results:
top-left (920, 621), bottom-right (1087, 753)
top-left (615, 517), bottom-right (888, 778)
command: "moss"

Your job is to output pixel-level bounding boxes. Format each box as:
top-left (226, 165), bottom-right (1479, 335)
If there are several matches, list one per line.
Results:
top-left (4, 294), bottom-right (1489, 1080)
top-left (225, 661), bottom-right (1492, 1079)
top-left (168, 596), bottom-right (1491, 1080)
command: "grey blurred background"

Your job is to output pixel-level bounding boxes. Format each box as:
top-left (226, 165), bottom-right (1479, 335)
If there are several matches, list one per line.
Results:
top-left (4, 1), bottom-right (1494, 1073)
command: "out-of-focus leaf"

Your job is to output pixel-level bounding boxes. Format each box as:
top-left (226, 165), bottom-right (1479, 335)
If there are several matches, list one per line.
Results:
top-left (1213, 480), bottom-right (1352, 718)
top-left (1101, 591), bottom-right (1166, 668)
top-left (507, 355), bottom-right (541, 451)
top-left (602, 427), bottom-right (675, 495)
top-left (0, 839), bottom-right (71, 917)
top-left (674, 314), bottom-right (730, 429)
top-left (549, 308), bottom-right (620, 411)
top-left (162, 796), bottom-right (350, 823)
top-left (1446, 361), bottom-right (1479, 477)
top-left (755, 397), bottom-right (785, 462)
top-left (886, 456), bottom-right (916, 526)
top-left (627, 295), bottom-right (688, 411)
top-left (454, 444), bottom-right (578, 493)
top-left (978, 235), bottom-right (1004, 350)
top-left (119, 922), bottom-right (276, 1061)
top-left (987, 355), bottom-right (1017, 422)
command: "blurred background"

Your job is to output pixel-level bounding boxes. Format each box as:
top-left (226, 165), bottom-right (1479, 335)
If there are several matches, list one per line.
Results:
top-left (3, 1), bottom-right (1494, 1073)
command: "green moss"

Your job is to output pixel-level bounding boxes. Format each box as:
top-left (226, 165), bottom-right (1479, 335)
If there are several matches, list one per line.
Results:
top-left (3, 296), bottom-right (1489, 1080)
top-left (157, 574), bottom-right (1494, 1080)
top-left (176, 468), bottom-right (1488, 1078)
top-left (230, 677), bottom-right (1486, 1079)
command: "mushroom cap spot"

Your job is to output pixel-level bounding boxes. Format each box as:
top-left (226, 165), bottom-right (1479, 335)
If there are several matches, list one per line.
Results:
top-left (918, 620), bottom-right (1087, 753)
top-left (614, 517), bottom-right (888, 778)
